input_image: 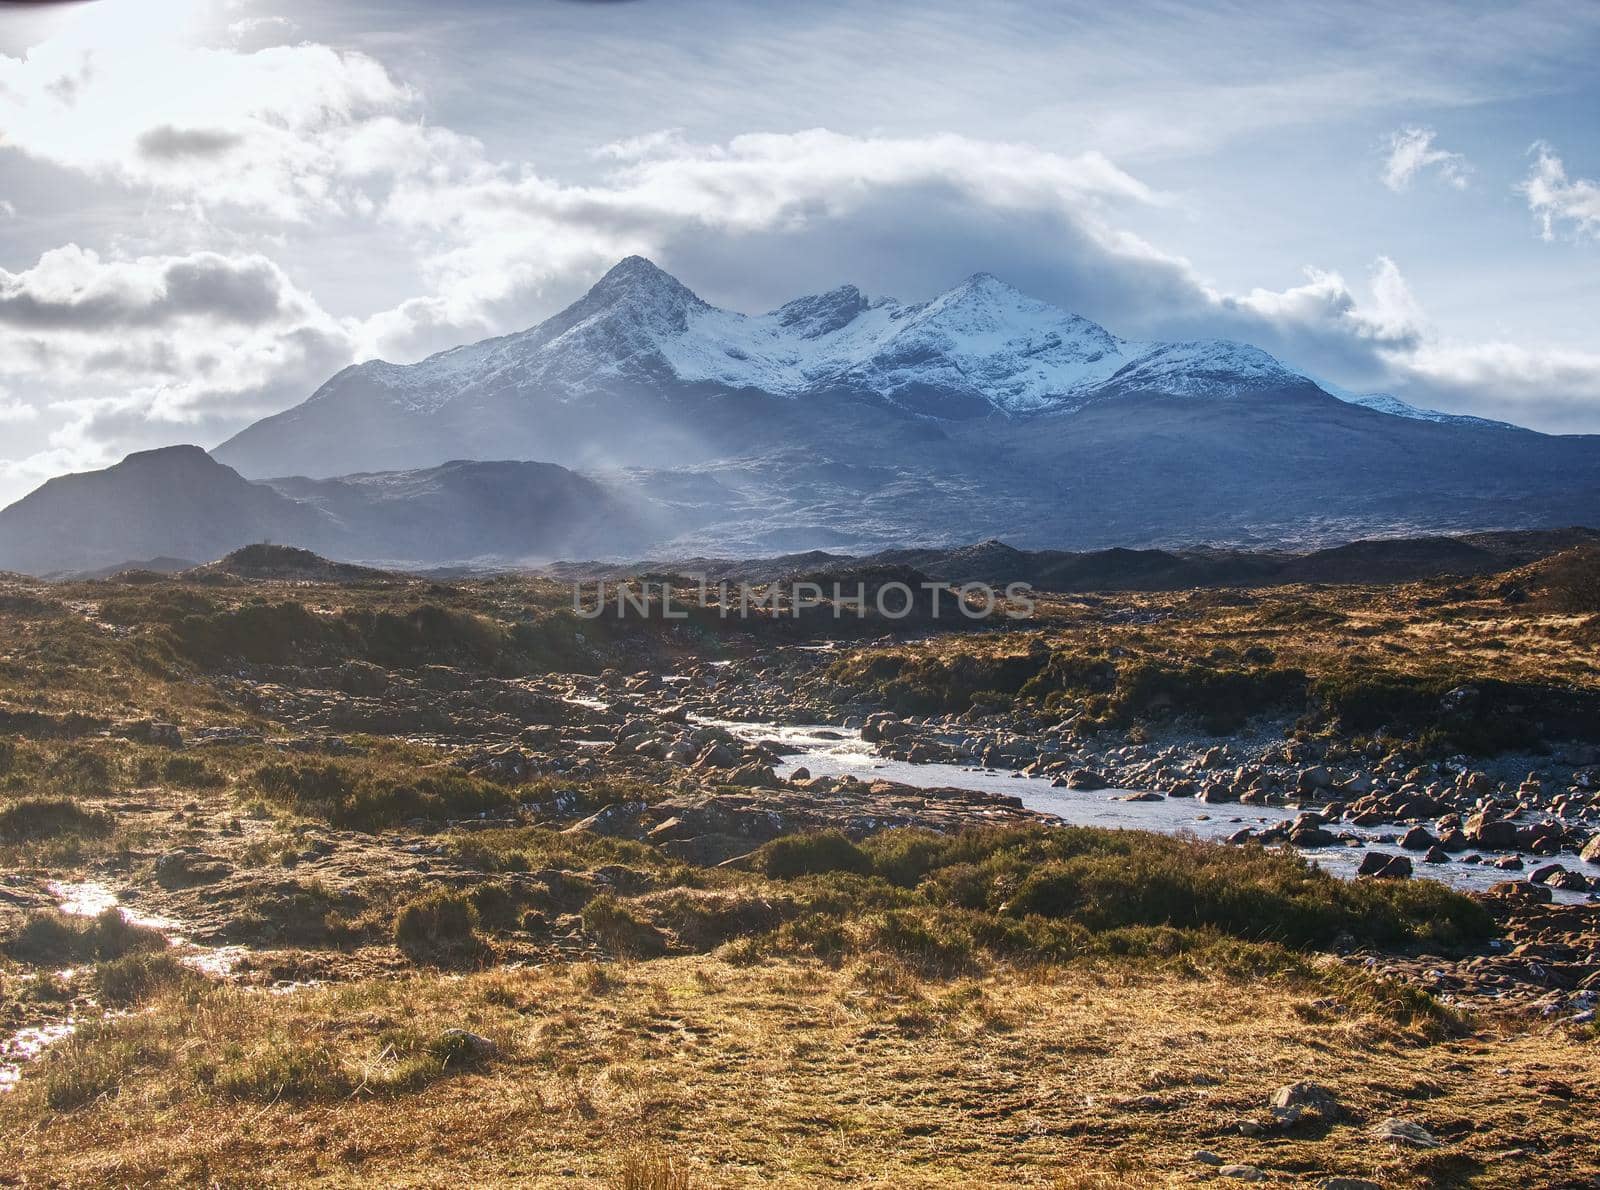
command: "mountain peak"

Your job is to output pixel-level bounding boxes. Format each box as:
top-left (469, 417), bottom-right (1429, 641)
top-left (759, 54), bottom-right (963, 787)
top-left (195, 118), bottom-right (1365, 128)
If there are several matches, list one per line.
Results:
top-left (117, 444), bottom-right (221, 470)
top-left (587, 255), bottom-right (700, 304)
top-left (951, 271), bottom-right (1019, 299)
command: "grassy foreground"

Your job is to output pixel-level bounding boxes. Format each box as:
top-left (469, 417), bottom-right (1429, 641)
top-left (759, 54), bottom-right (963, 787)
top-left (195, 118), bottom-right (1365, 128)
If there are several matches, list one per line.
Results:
top-left (5, 954), bottom-right (1596, 1187)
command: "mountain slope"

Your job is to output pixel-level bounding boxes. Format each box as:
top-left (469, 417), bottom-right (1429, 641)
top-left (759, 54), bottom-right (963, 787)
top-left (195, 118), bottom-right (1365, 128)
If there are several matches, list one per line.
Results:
top-left (0, 446), bottom-right (336, 576)
top-left (0, 450), bottom-right (656, 576)
top-left (214, 258), bottom-right (1318, 479)
top-left (265, 458), bottom-right (655, 562)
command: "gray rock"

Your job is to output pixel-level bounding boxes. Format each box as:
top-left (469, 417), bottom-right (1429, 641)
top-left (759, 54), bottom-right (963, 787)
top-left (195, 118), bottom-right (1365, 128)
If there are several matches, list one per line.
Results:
top-left (1370, 1117), bottom-right (1441, 1149)
top-left (562, 800), bottom-right (647, 838)
top-left (1268, 1081), bottom-right (1340, 1125)
top-left (1219, 1165), bottom-right (1268, 1183)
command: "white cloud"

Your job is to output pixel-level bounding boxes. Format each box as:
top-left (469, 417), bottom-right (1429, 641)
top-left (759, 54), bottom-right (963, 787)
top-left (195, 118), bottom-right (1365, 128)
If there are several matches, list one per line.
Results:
top-left (1381, 126), bottom-right (1470, 192)
top-left (227, 15), bottom-right (298, 45)
top-left (0, 395), bottom-right (38, 423)
top-left (0, 245), bottom-right (355, 462)
top-left (1519, 142), bottom-right (1600, 241)
top-left (354, 129), bottom-right (1171, 359)
top-left (0, 21), bottom-right (454, 221)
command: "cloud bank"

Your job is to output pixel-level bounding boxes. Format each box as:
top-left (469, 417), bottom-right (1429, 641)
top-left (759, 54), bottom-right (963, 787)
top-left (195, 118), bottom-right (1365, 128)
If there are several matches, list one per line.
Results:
top-left (0, 4), bottom-right (1595, 505)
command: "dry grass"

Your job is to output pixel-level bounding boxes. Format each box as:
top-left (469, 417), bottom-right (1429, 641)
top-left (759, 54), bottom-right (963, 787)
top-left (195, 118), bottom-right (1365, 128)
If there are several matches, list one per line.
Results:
top-left (4, 956), bottom-right (1595, 1186)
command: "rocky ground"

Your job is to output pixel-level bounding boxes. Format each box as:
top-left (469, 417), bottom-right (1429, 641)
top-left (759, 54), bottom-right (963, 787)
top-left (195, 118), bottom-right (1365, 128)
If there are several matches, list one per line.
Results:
top-left (1, 552), bottom-right (1598, 1184)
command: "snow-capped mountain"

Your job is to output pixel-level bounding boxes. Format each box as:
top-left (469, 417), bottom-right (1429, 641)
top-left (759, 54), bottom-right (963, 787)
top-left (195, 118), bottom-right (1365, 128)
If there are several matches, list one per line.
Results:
top-left (216, 257), bottom-right (1320, 478)
top-left (317, 258), bottom-right (1305, 417)
top-left (188, 256), bottom-right (1600, 561)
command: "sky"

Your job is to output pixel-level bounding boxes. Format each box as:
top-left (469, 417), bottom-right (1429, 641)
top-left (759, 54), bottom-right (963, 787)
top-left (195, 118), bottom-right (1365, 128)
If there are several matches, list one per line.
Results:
top-left (0, 0), bottom-right (1597, 505)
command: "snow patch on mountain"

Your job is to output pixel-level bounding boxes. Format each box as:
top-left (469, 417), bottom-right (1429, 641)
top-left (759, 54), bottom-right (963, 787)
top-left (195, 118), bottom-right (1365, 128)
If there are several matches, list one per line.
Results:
top-left (1310, 379), bottom-right (1517, 430)
top-left (327, 257), bottom-right (1327, 421)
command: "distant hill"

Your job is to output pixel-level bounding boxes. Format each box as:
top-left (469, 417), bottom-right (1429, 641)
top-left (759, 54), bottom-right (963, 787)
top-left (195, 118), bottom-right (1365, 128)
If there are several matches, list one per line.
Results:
top-left (541, 528), bottom-right (1600, 593)
top-left (183, 545), bottom-right (403, 584)
top-left (0, 446), bottom-right (334, 578)
top-left (0, 449), bottom-right (655, 577)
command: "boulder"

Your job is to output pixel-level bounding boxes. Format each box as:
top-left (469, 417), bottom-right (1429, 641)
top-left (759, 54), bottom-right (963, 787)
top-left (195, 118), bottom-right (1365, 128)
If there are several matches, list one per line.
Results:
top-left (1268, 1081), bottom-right (1340, 1126)
top-left (1290, 825), bottom-right (1337, 848)
top-left (1218, 1166), bottom-right (1268, 1183)
top-left (563, 801), bottom-right (647, 838)
top-left (154, 849), bottom-right (233, 888)
top-left (1369, 1118), bottom-right (1441, 1149)
top-left (1399, 825), bottom-right (1438, 851)
top-left (1464, 811), bottom-right (1521, 849)
top-left (1486, 880), bottom-right (1552, 904)
top-left (1357, 851), bottom-right (1412, 879)
top-left (1296, 766), bottom-right (1333, 794)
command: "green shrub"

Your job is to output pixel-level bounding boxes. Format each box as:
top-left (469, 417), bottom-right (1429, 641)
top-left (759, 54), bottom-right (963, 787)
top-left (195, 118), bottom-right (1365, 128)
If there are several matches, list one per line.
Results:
top-left (5, 909), bottom-right (166, 964)
top-left (759, 825), bottom-right (1492, 955)
top-left (0, 797), bottom-right (113, 842)
top-left (47, 747), bottom-right (120, 796)
top-left (754, 830), bottom-right (871, 878)
top-left (580, 893), bottom-right (668, 957)
top-left (253, 761), bottom-right (512, 830)
top-left (393, 888), bottom-right (481, 961)
top-left (162, 755), bottom-right (224, 789)
top-left (96, 951), bottom-right (193, 1005)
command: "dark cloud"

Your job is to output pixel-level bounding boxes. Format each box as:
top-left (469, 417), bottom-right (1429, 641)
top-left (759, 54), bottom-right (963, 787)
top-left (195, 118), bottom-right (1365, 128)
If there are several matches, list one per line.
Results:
top-left (136, 125), bottom-right (244, 161)
top-left (0, 250), bottom-right (296, 331)
top-left (162, 257), bottom-right (286, 324)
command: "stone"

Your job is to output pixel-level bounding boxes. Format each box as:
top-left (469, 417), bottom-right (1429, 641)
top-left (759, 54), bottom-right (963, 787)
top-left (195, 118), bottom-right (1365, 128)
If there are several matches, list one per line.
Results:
top-left (1268, 1081), bottom-right (1341, 1125)
top-left (153, 849), bottom-right (233, 888)
top-left (1370, 1117), bottom-right (1441, 1149)
top-left (1065, 768), bottom-right (1110, 790)
top-left (1399, 825), bottom-right (1438, 851)
top-left (1357, 851), bottom-right (1412, 879)
top-left (1190, 1151), bottom-right (1224, 1166)
top-left (563, 801), bottom-right (647, 838)
top-left (1297, 765), bottom-right (1332, 793)
top-left (1464, 811), bottom-right (1521, 849)
top-left (1580, 833), bottom-right (1600, 864)
top-left (727, 763), bottom-right (777, 787)
top-left (1486, 880), bottom-right (1552, 903)
top-left (1290, 825), bottom-right (1337, 847)
top-left (1219, 1165), bottom-right (1268, 1183)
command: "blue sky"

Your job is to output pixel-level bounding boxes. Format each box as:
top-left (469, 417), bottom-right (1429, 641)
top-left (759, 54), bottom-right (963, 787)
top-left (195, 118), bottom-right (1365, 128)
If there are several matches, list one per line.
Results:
top-left (0, 0), bottom-right (1596, 504)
